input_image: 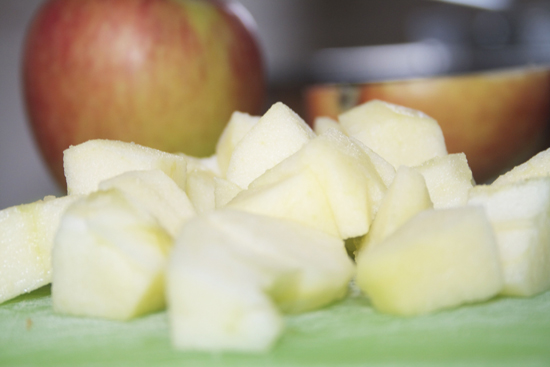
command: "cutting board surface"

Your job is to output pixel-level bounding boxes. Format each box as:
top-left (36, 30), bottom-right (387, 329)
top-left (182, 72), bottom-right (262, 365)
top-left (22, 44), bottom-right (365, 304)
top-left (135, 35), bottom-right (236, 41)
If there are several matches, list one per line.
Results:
top-left (1, 286), bottom-right (549, 366)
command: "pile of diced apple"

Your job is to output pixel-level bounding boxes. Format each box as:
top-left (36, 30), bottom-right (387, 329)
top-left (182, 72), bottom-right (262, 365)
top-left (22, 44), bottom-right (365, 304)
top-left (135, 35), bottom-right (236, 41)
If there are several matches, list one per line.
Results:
top-left (1, 100), bottom-right (550, 352)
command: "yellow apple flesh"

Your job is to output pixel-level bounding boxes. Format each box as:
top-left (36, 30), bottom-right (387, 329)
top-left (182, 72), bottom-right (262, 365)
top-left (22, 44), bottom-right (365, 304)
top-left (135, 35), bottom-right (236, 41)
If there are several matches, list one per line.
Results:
top-left (305, 67), bottom-right (550, 182)
top-left (23, 0), bottom-right (265, 188)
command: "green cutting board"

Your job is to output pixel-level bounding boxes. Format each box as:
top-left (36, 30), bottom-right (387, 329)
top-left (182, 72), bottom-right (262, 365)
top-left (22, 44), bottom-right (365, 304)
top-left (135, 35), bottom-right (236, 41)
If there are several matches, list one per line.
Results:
top-left (1, 285), bottom-right (549, 366)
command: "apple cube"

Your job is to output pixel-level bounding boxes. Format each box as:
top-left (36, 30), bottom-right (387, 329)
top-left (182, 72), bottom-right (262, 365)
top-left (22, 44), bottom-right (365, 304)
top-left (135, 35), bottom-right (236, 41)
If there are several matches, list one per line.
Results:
top-left (338, 100), bottom-right (448, 168)
top-left (186, 170), bottom-right (217, 214)
top-left (52, 189), bottom-right (172, 320)
top-left (226, 102), bottom-right (315, 189)
top-left (233, 129), bottom-right (387, 239)
top-left (352, 137), bottom-right (396, 188)
top-left (200, 210), bottom-right (355, 313)
top-left (98, 170), bottom-right (196, 237)
top-left (227, 169), bottom-right (340, 237)
top-left (213, 177), bottom-right (243, 208)
top-left (167, 209), bottom-right (354, 352)
top-left (356, 206), bottom-right (503, 316)
top-left (0, 195), bottom-right (79, 304)
top-left (297, 131), bottom-right (387, 238)
top-left (64, 139), bottom-right (188, 195)
top-left (415, 153), bottom-right (475, 208)
top-left (468, 178), bottom-right (550, 296)
top-left (216, 111), bottom-right (260, 176)
top-left (168, 248), bottom-right (282, 352)
top-left (313, 116), bottom-right (345, 135)
top-left (361, 166), bottom-right (432, 250)
top-left (184, 154), bottom-right (221, 177)
top-left (492, 147), bottom-right (550, 186)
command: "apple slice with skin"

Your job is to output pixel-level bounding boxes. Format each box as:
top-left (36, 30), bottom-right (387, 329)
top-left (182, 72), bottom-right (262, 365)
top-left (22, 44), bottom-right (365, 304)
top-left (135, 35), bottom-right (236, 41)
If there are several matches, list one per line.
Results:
top-left (360, 165), bottom-right (433, 252)
top-left (216, 111), bottom-right (260, 176)
top-left (415, 153), bottom-right (475, 208)
top-left (98, 169), bottom-right (196, 238)
top-left (356, 206), bottom-right (503, 316)
top-left (0, 195), bottom-right (80, 304)
top-left (52, 189), bottom-right (172, 321)
top-left (64, 139), bottom-right (187, 195)
top-left (338, 100), bottom-right (448, 168)
top-left (226, 102), bottom-right (315, 189)
top-left (167, 209), bottom-right (354, 352)
top-left (468, 178), bottom-right (550, 296)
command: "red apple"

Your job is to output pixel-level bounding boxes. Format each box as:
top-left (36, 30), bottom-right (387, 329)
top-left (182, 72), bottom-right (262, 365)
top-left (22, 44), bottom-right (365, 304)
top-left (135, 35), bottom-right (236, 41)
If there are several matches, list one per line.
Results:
top-left (23, 0), bottom-right (265, 188)
top-left (305, 67), bottom-right (550, 183)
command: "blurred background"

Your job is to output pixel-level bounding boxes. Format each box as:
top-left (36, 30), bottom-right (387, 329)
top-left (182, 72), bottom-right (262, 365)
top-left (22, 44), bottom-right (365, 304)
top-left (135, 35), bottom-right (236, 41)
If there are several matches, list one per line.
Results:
top-left (1, 0), bottom-right (550, 209)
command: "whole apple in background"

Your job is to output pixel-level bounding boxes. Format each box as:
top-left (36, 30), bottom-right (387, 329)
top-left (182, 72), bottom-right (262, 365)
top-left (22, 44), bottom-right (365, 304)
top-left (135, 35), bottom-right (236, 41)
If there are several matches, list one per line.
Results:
top-left (23, 0), bottom-right (265, 188)
top-left (305, 67), bottom-right (550, 183)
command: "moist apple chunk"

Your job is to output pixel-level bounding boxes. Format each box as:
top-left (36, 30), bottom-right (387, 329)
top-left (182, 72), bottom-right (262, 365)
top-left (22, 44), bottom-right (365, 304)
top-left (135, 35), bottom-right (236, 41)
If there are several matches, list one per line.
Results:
top-left (216, 111), bottom-right (259, 176)
top-left (356, 206), bottom-right (503, 316)
top-left (167, 209), bottom-right (354, 352)
top-left (52, 189), bottom-right (172, 321)
top-left (469, 177), bottom-right (550, 296)
top-left (359, 165), bottom-right (432, 252)
top-left (63, 139), bottom-right (188, 195)
top-left (0, 195), bottom-right (79, 304)
top-left (228, 128), bottom-right (387, 240)
top-left (338, 99), bottom-right (448, 168)
top-left (226, 102), bottom-right (315, 189)
top-left (98, 169), bottom-right (196, 237)
top-left (491, 146), bottom-right (550, 186)
top-left (415, 153), bottom-right (475, 208)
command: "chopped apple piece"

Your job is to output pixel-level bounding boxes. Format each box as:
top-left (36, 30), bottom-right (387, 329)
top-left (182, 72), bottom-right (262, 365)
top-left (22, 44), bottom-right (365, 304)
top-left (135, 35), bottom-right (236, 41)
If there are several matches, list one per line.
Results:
top-left (0, 195), bottom-right (79, 304)
top-left (353, 138), bottom-right (396, 188)
top-left (167, 209), bottom-right (354, 352)
top-left (468, 178), bottom-right (550, 296)
top-left (216, 111), bottom-right (260, 176)
top-left (201, 210), bottom-right (355, 312)
top-left (227, 169), bottom-right (340, 237)
top-left (169, 249), bottom-right (282, 352)
top-left (415, 153), bottom-right (475, 208)
top-left (313, 116), bottom-right (345, 135)
top-left (226, 102), bottom-right (315, 189)
top-left (361, 166), bottom-right (432, 251)
top-left (339, 100), bottom-right (448, 168)
top-left (184, 154), bottom-right (221, 177)
top-left (213, 177), bottom-right (243, 208)
top-left (356, 206), bottom-right (503, 316)
top-left (64, 139), bottom-right (187, 195)
top-left (52, 189), bottom-right (172, 320)
top-left (235, 129), bottom-right (387, 239)
top-left (492, 147), bottom-right (550, 186)
top-left (98, 170), bottom-right (196, 237)
top-left (186, 170), bottom-right (217, 214)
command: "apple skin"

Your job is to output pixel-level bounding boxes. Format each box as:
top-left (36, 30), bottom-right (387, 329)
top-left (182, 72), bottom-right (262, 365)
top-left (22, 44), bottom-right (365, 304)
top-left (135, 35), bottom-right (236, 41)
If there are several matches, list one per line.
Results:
top-left (305, 67), bottom-right (550, 183)
top-left (23, 0), bottom-right (265, 188)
